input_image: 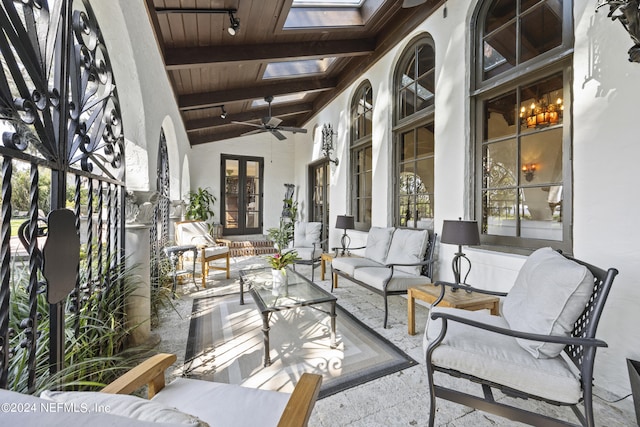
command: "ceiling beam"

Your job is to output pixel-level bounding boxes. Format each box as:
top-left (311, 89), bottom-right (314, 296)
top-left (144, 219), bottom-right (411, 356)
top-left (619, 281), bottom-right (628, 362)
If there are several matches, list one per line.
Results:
top-left (189, 127), bottom-right (266, 145)
top-left (164, 39), bottom-right (376, 70)
top-left (186, 103), bottom-right (314, 132)
top-left (178, 78), bottom-right (337, 111)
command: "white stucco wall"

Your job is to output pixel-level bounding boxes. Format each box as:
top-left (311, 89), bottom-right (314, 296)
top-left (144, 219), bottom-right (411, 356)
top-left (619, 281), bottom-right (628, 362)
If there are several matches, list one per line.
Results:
top-left (90, 0), bottom-right (191, 198)
top-left (189, 136), bottom-right (297, 231)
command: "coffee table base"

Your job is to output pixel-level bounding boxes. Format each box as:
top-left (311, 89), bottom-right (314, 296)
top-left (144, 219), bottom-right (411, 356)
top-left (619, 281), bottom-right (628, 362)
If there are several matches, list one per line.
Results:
top-left (260, 301), bottom-right (337, 367)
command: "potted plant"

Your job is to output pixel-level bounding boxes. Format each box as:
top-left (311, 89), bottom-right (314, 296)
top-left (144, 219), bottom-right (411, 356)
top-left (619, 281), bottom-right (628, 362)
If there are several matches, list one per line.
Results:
top-left (266, 199), bottom-right (299, 295)
top-left (185, 187), bottom-right (216, 230)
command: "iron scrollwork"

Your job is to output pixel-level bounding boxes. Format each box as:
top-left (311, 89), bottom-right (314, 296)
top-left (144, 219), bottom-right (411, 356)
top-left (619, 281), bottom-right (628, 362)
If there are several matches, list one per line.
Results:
top-left (597, 0), bottom-right (640, 62)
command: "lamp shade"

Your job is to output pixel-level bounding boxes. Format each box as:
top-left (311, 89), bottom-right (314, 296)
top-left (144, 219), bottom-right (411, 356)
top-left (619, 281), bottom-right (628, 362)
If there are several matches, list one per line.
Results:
top-left (335, 215), bottom-right (355, 230)
top-left (441, 219), bottom-right (480, 246)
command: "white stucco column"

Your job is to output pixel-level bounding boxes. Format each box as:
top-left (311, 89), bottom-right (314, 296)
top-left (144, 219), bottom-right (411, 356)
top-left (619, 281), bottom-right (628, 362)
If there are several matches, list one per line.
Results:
top-left (124, 223), bottom-right (152, 346)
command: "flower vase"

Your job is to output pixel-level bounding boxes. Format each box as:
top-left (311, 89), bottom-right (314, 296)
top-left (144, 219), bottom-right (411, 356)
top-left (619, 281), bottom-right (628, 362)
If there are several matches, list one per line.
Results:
top-left (271, 268), bottom-right (288, 296)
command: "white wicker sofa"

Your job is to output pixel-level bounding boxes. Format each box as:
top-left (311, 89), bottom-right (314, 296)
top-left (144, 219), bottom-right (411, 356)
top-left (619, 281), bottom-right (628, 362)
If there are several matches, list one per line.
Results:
top-left (331, 227), bottom-right (436, 328)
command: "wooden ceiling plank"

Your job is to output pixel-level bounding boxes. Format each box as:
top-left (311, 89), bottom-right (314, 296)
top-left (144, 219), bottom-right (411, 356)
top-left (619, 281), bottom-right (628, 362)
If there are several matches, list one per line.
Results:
top-left (164, 38), bottom-right (376, 69)
top-left (179, 78), bottom-right (337, 110)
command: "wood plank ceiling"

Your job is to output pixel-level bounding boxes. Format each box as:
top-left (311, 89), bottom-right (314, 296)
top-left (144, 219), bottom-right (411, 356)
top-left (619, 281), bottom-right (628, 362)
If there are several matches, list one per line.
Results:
top-left (144, 0), bottom-right (443, 145)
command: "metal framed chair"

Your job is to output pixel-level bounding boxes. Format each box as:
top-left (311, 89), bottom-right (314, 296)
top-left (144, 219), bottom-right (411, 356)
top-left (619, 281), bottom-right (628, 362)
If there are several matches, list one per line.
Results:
top-left (289, 221), bottom-right (324, 282)
top-left (424, 248), bottom-right (618, 427)
top-left (174, 220), bottom-right (230, 288)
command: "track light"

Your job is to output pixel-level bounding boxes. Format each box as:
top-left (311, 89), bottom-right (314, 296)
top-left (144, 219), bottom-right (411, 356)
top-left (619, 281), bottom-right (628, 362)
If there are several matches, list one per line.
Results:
top-left (220, 106), bottom-right (227, 119)
top-left (227, 11), bottom-right (240, 36)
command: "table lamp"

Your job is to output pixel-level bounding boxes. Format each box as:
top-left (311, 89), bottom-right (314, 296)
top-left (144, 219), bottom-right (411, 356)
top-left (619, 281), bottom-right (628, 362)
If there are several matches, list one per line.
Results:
top-left (335, 215), bottom-right (355, 256)
top-left (440, 218), bottom-right (480, 290)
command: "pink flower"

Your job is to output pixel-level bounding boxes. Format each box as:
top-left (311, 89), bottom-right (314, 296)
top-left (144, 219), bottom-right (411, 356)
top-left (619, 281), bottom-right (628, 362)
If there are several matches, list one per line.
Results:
top-left (274, 253), bottom-right (281, 259)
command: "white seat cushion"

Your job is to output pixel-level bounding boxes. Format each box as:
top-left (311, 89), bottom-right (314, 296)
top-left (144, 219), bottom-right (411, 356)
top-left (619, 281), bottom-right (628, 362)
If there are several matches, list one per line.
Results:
top-left (292, 246), bottom-right (322, 261)
top-left (152, 377), bottom-right (290, 427)
top-left (384, 229), bottom-right (429, 275)
top-left (502, 247), bottom-right (594, 358)
top-left (363, 227), bottom-right (395, 264)
top-left (424, 307), bottom-right (582, 404)
top-left (36, 389), bottom-right (200, 426)
top-left (331, 256), bottom-right (382, 276)
top-left (353, 266), bottom-right (429, 292)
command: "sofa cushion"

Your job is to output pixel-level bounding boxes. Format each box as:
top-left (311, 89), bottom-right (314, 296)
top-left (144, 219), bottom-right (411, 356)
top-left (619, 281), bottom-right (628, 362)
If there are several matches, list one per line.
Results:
top-left (424, 307), bottom-right (582, 404)
top-left (152, 377), bottom-right (290, 427)
top-left (384, 229), bottom-right (429, 275)
top-left (502, 247), bottom-right (595, 358)
top-left (331, 256), bottom-right (382, 276)
top-left (353, 266), bottom-right (430, 292)
top-left (293, 222), bottom-right (322, 248)
top-left (40, 389), bottom-right (207, 426)
top-left (364, 227), bottom-right (395, 264)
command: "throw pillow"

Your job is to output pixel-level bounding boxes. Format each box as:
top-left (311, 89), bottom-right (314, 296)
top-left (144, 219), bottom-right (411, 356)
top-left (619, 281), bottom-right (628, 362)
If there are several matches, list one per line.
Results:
top-left (40, 390), bottom-right (209, 427)
top-left (502, 247), bottom-right (594, 358)
top-left (384, 229), bottom-right (429, 275)
top-left (364, 227), bottom-right (395, 264)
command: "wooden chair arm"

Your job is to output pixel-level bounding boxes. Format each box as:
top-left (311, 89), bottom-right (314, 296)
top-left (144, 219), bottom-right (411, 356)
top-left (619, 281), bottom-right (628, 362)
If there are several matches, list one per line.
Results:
top-left (277, 373), bottom-right (322, 427)
top-left (100, 353), bottom-right (177, 398)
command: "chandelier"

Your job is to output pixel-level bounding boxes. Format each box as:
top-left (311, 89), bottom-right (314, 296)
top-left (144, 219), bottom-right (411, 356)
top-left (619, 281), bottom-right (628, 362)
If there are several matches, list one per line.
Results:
top-left (520, 96), bottom-right (564, 128)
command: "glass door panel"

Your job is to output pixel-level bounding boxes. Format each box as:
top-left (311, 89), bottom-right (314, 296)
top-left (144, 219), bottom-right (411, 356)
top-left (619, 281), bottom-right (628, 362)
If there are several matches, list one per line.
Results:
top-left (222, 155), bottom-right (263, 235)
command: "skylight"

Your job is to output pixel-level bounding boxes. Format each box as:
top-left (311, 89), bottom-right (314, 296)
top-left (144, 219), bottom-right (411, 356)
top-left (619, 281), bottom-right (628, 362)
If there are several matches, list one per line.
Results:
top-left (284, 0), bottom-right (380, 30)
top-left (263, 58), bottom-right (336, 79)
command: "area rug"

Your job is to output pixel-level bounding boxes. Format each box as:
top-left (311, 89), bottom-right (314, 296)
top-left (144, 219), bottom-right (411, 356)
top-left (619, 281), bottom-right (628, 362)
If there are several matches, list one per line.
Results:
top-left (183, 292), bottom-right (417, 398)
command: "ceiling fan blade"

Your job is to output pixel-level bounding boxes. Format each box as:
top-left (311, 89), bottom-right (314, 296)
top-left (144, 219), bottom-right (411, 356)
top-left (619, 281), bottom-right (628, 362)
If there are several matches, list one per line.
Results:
top-left (278, 126), bottom-right (308, 134)
top-left (232, 121), bottom-right (262, 129)
top-left (263, 117), bottom-right (282, 127)
top-left (241, 129), bottom-right (266, 136)
top-left (402, 0), bottom-right (426, 7)
top-left (270, 130), bottom-right (287, 141)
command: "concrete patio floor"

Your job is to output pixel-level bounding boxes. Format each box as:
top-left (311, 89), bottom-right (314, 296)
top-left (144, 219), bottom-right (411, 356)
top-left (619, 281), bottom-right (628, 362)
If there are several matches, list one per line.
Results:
top-left (152, 255), bottom-right (637, 426)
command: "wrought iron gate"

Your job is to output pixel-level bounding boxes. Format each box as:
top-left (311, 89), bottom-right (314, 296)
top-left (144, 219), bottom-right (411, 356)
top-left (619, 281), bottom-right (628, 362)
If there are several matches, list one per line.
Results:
top-left (0, 0), bottom-right (125, 391)
top-left (151, 130), bottom-right (170, 286)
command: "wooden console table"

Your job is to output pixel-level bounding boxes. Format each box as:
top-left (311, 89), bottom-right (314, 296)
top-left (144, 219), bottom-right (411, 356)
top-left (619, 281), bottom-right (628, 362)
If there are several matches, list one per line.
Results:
top-left (408, 284), bottom-right (500, 335)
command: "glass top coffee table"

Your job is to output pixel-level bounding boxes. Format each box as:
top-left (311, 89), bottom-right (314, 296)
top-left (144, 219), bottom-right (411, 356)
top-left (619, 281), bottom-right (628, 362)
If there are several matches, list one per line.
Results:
top-left (239, 266), bottom-right (337, 367)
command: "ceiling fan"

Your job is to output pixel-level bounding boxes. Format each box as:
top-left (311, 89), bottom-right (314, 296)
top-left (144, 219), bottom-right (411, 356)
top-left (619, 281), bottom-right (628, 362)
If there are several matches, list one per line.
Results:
top-left (232, 95), bottom-right (308, 141)
top-left (402, 0), bottom-right (427, 7)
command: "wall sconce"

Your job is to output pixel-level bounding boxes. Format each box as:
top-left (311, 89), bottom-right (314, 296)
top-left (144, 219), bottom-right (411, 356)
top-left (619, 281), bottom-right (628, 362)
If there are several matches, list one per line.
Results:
top-left (520, 96), bottom-right (563, 128)
top-left (596, 1), bottom-right (640, 62)
top-left (522, 163), bottom-right (537, 182)
top-left (322, 123), bottom-right (339, 165)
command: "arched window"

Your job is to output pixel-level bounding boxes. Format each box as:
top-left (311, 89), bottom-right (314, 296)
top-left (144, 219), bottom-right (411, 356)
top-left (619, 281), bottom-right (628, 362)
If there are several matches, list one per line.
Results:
top-left (394, 36), bottom-right (435, 229)
top-left (350, 81), bottom-right (373, 230)
top-left (473, 0), bottom-right (573, 252)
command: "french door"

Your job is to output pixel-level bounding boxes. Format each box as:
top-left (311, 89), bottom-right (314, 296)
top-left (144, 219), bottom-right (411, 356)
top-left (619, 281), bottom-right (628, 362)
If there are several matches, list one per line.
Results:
top-left (221, 155), bottom-right (264, 236)
top-left (309, 160), bottom-right (330, 246)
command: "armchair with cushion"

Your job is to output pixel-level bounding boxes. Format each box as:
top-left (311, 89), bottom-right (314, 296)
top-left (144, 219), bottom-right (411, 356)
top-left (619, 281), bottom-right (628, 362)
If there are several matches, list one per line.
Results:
top-left (0, 353), bottom-right (322, 426)
top-left (424, 247), bottom-right (618, 427)
top-left (288, 221), bottom-right (324, 282)
top-left (175, 220), bottom-right (230, 288)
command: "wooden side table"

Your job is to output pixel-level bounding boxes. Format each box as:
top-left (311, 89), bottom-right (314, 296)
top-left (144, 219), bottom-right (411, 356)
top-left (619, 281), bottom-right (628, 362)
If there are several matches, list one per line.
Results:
top-left (408, 284), bottom-right (500, 335)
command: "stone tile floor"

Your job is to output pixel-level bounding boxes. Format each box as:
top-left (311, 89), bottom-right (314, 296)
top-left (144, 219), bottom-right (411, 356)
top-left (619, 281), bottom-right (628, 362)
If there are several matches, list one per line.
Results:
top-left (153, 256), bottom-right (637, 426)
